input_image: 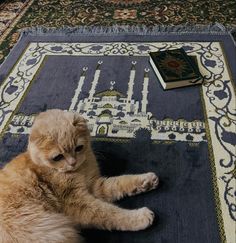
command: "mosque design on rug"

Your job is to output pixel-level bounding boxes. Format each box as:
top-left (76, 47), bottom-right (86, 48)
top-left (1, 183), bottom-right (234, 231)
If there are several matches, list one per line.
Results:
top-left (7, 60), bottom-right (205, 143)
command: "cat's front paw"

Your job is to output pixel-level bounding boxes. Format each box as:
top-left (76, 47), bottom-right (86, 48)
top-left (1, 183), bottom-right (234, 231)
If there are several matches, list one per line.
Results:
top-left (131, 172), bottom-right (159, 195)
top-left (131, 207), bottom-right (155, 231)
top-left (141, 172), bottom-right (159, 191)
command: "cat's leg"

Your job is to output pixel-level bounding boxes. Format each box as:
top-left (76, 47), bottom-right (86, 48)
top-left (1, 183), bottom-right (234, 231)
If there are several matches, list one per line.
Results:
top-left (1, 205), bottom-right (81, 243)
top-left (65, 193), bottom-right (155, 231)
top-left (91, 172), bottom-right (159, 202)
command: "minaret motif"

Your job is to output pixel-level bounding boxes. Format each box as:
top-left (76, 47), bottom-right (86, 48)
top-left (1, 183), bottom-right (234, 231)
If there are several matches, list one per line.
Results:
top-left (110, 81), bottom-right (115, 90)
top-left (84, 60), bottom-right (103, 110)
top-left (126, 61), bottom-right (136, 113)
top-left (141, 68), bottom-right (150, 113)
top-left (69, 67), bottom-right (88, 111)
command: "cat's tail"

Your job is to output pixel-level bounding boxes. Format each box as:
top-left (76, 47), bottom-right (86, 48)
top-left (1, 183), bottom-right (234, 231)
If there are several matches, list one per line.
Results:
top-left (0, 205), bottom-right (82, 243)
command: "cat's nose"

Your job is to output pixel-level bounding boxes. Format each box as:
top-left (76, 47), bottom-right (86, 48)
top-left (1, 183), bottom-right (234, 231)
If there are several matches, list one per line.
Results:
top-left (67, 158), bottom-right (76, 166)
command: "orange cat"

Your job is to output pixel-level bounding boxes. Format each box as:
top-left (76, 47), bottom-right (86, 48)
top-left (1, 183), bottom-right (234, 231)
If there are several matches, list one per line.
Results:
top-left (0, 109), bottom-right (159, 243)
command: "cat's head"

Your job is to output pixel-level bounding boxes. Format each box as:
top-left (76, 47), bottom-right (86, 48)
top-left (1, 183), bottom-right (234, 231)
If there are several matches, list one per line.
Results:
top-left (28, 109), bottom-right (90, 173)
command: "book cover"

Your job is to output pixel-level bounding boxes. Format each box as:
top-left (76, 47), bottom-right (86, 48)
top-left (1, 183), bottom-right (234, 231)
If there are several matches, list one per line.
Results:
top-left (149, 48), bottom-right (202, 83)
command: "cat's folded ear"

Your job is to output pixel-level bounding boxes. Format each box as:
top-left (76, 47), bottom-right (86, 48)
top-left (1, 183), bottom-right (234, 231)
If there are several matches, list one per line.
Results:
top-left (72, 112), bottom-right (88, 132)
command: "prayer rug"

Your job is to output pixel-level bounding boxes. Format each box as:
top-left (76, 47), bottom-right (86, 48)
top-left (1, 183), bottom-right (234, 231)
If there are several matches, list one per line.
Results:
top-left (0, 25), bottom-right (235, 243)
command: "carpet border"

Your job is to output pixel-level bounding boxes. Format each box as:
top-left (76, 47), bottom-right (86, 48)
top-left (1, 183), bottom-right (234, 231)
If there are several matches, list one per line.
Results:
top-left (200, 87), bottom-right (226, 243)
top-left (19, 23), bottom-right (236, 45)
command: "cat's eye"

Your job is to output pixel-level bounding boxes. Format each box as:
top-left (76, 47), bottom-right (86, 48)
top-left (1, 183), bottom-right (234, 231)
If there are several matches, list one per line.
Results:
top-left (52, 154), bottom-right (64, 162)
top-left (75, 145), bottom-right (84, 152)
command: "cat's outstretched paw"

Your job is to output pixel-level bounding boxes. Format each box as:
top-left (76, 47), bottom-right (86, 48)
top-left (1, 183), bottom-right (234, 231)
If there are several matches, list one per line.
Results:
top-left (140, 172), bottom-right (159, 191)
top-left (131, 207), bottom-right (155, 231)
top-left (131, 172), bottom-right (159, 195)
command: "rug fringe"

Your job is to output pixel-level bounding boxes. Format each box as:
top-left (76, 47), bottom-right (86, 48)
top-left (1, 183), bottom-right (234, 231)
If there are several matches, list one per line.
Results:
top-left (20, 23), bottom-right (236, 37)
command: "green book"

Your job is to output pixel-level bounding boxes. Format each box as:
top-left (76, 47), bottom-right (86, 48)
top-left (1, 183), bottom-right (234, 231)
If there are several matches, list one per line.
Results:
top-left (149, 48), bottom-right (203, 90)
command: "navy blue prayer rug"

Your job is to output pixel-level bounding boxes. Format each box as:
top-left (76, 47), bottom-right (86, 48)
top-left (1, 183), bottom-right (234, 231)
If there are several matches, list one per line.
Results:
top-left (0, 25), bottom-right (235, 243)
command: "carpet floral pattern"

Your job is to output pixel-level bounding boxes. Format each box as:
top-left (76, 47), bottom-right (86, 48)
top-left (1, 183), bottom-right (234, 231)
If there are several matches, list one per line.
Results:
top-left (0, 0), bottom-right (30, 36)
top-left (0, 0), bottom-right (235, 64)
